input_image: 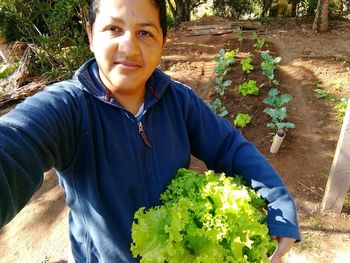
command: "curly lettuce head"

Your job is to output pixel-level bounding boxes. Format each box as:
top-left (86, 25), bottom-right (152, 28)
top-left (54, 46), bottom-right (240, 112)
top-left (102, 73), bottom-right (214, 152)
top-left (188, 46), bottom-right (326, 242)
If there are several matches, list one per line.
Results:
top-left (131, 168), bottom-right (277, 263)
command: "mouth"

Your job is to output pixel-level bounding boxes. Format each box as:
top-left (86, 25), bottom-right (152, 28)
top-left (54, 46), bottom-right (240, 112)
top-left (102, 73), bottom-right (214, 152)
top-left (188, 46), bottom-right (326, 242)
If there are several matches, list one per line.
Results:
top-left (115, 60), bottom-right (142, 71)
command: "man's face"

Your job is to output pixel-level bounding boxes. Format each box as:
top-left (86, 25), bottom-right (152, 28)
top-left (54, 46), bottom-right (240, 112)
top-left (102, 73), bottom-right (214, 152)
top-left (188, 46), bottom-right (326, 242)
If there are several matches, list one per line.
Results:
top-left (87, 0), bottom-right (164, 95)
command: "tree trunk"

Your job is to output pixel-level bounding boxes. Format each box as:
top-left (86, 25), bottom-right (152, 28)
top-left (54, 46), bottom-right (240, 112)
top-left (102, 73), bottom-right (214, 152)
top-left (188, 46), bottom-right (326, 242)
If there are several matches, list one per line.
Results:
top-left (262, 0), bottom-right (273, 16)
top-left (291, 0), bottom-right (298, 17)
top-left (313, 0), bottom-right (330, 32)
top-left (0, 33), bottom-right (12, 64)
top-left (173, 0), bottom-right (192, 26)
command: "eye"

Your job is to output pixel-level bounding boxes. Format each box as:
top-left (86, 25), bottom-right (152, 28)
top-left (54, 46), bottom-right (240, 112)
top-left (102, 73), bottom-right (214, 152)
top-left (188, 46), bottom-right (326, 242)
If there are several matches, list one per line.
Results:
top-left (105, 25), bottom-right (121, 33)
top-left (139, 30), bottom-right (152, 37)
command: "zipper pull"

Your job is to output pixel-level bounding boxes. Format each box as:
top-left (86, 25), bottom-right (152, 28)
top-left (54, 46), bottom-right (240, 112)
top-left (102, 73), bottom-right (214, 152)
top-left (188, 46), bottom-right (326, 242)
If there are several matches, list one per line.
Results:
top-left (138, 122), bottom-right (152, 148)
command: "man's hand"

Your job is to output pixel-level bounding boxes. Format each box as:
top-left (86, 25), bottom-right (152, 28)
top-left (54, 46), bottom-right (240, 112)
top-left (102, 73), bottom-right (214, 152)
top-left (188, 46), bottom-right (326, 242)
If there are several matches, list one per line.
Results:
top-left (270, 236), bottom-right (296, 263)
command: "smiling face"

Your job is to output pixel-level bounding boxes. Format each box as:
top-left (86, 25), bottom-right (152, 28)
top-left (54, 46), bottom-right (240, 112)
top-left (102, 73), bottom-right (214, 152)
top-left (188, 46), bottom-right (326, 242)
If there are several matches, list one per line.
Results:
top-left (87, 0), bottom-right (165, 99)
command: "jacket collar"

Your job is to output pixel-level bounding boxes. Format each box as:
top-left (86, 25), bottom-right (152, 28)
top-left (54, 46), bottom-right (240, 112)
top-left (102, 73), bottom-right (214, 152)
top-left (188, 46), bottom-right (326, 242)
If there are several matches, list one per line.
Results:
top-left (73, 58), bottom-right (171, 111)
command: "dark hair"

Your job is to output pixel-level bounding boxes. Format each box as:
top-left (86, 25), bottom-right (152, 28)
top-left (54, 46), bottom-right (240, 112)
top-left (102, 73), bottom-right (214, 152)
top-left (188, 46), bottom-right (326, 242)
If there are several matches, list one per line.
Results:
top-left (88, 0), bottom-right (167, 38)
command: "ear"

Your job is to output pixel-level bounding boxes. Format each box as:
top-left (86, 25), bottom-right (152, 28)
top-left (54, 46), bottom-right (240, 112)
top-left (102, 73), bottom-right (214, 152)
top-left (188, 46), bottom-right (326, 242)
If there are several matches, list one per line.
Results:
top-left (86, 22), bottom-right (94, 52)
top-left (162, 37), bottom-right (168, 51)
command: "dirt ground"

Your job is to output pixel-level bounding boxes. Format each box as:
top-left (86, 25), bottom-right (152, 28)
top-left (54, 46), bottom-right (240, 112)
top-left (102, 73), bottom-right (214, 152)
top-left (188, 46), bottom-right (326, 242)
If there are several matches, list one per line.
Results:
top-left (1, 16), bottom-right (350, 263)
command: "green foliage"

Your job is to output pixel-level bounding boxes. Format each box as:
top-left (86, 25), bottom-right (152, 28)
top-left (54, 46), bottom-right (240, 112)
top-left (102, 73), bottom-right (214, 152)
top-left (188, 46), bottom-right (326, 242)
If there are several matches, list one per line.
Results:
top-left (0, 62), bottom-right (18, 79)
top-left (233, 113), bottom-right (252, 128)
top-left (252, 32), bottom-right (266, 50)
top-left (213, 48), bottom-right (235, 96)
top-left (255, 38), bottom-right (266, 50)
top-left (261, 52), bottom-right (281, 85)
top-left (0, 0), bottom-right (92, 80)
top-left (328, 0), bottom-right (344, 18)
top-left (263, 88), bottom-right (295, 131)
top-left (263, 88), bottom-right (292, 108)
top-left (263, 107), bottom-right (295, 130)
top-left (215, 76), bottom-right (232, 96)
top-left (299, 0), bottom-right (318, 16)
top-left (131, 168), bottom-right (277, 262)
top-left (166, 2), bottom-right (176, 28)
top-left (210, 48), bottom-right (236, 117)
top-left (236, 27), bottom-right (243, 46)
top-left (334, 98), bottom-right (348, 124)
top-left (238, 80), bottom-right (259, 96)
top-left (313, 83), bottom-right (336, 101)
top-left (213, 0), bottom-right (259, 19)
top-left (241, 57), bottom-right (254, 73)
top-left (214, 49), bottom-right (236, 73)
top-left (209, 98), bottom-right (229, 117)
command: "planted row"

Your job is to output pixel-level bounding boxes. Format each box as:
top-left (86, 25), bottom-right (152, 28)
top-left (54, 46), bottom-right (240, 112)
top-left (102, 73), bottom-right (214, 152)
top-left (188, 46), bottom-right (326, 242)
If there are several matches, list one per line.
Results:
top-left (209, 45), bottom-right (295, 135)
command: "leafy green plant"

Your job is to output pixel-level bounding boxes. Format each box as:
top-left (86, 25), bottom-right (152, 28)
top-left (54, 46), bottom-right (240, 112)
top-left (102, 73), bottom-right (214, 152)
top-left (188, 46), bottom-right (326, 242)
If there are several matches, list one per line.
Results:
top-left (214, 77), bottom-right (233, 96)
top-left (263, 88), bottom-right (292, 108)
top-left (233, 113), bottom-right (252, 128)
top-left (263, 88), bottom-right (295, 131)
top-left (131, 168), bottom-right (277, 263)
top-left (261, 52), bottom-right (281, 86)
top-left (213, 49), bottom-right (236, 96)
top-left (214, 49), bottom-right (236, 74)
top-left (241, 56), bottom-right (254, 73)
top-left (238, 80), bottom-right (259, 96)
top-left (252, 32), bottom-right (266, 50)
top-left (313, 83), bottom-right (336, 101)
top-left (209, 98), bottom-right (229, 117)
top-left (263, 107), bottom-right (295, 130)
top-left (334, 98), bottom-right (348, 124)
top-left (255, 38), bottom-right (266, 50)
top-left (236, 27), bottom-right (243, 47)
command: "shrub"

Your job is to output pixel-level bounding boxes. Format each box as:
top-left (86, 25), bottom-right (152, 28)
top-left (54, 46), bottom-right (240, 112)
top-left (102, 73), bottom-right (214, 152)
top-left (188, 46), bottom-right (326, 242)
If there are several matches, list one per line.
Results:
top-left (0, 0), bottom-right (92, 80)
top-left (213, 0), bottom-right (259, 19)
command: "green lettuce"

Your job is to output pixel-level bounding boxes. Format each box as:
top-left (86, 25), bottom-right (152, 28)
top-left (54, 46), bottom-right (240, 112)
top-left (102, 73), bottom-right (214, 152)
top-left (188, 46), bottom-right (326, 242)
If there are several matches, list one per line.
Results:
top-left (131, 169), bottom-right (276, 262)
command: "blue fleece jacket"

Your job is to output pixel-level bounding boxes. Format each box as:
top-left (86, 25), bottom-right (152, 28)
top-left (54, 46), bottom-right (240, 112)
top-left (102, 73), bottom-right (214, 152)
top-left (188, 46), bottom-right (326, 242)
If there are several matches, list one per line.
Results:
top-left (0, 58), bottom-right (300, 262)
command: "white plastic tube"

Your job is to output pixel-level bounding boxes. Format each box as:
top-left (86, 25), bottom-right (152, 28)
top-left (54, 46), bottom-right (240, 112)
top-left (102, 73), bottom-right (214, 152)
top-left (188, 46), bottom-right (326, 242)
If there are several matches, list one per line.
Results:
top-left (270, 130), bottom-right (285, 154)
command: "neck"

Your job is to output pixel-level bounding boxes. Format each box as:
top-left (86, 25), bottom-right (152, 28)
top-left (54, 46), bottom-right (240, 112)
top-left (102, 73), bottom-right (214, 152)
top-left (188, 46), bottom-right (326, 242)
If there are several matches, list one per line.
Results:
top-left (111, 88), bottom-right (145, 115)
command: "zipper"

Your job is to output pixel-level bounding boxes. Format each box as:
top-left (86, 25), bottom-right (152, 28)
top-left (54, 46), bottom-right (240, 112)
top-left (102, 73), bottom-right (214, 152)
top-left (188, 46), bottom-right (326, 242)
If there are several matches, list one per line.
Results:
top-left (138, 121), bottom-right (152, 148)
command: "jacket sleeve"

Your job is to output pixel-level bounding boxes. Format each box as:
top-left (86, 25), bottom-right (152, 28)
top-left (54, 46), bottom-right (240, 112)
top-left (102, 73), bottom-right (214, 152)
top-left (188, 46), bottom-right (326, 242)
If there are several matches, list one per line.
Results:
top-left (184, 88), bottom-right (301, 241)
top-left (0, 83), bottom-right (82, 228)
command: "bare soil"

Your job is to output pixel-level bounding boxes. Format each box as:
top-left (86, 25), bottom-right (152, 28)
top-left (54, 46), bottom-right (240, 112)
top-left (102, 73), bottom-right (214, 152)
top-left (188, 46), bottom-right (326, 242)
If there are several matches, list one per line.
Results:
top-left (1, 16), bottom-right (350, 263)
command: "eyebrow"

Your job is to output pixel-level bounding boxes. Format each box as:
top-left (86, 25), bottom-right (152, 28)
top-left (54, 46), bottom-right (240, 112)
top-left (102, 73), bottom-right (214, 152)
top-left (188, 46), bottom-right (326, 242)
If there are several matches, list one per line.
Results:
top-left (109, 16), bottom-right (160, 33)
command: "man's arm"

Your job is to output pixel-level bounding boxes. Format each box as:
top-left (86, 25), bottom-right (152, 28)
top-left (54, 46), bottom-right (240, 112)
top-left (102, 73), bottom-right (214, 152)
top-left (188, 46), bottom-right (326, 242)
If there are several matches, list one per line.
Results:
top-left (0, 84), bottom-right (81, 227)
top-left (182, 87), bottom-right (301, 241)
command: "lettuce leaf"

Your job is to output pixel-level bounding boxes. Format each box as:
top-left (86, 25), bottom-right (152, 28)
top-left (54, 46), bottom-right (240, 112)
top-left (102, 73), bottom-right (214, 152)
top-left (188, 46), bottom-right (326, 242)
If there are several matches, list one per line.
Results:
top-left (131, 169), bottom-right (277, 262)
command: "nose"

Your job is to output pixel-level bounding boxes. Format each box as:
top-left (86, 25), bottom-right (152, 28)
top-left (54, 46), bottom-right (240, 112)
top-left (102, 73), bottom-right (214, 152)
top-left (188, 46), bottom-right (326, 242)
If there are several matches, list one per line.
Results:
top-left (118, 31), bottom-right (140, 57)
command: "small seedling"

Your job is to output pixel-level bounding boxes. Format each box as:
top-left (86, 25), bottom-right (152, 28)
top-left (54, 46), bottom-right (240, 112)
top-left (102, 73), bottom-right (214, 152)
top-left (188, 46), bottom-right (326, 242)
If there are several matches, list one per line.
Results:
top-left (252, 32), bottom-right (266, 50)
top-left (213, 49), bottom-right (236, 96)
top-left (236, 27), bottom-right (243, 47)
top-left (214, 77), bottom-right (232, 96)
top-left (241, 57), bottom-right (254, 74)
top-left (263, 88), bottom-right (292, 108)
top-left (263, 107), bottom-right (295, 130)
top-left (209, 98), bottom-right (228, 117)
top-left (233, 113), bottom-right (252, 128)
top-left (263, 88), bottom-right (295, 131)
top-left (238, 80), bottom-right (259, 96)
top-left (313, 83), bottom-right (336, 101)
top-left (261, 52), bottom-right (281, 86)
top-left (334, 98), bottom-right (348, 124)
